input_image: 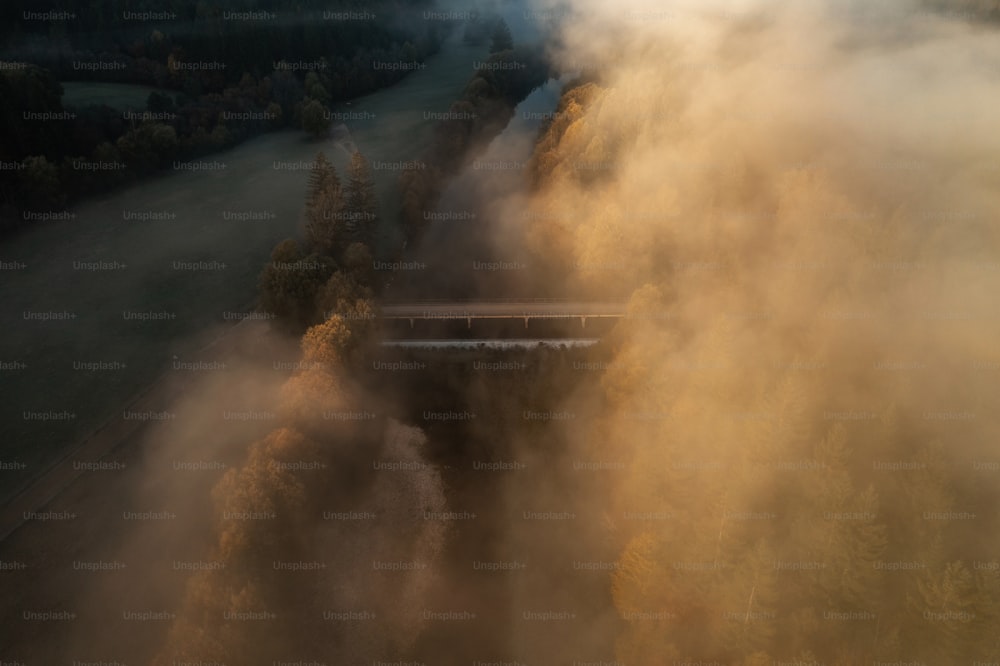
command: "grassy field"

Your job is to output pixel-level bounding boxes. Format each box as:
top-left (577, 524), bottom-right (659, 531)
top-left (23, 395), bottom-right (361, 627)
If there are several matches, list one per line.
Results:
top-left (60, 82), bottom-right (171, 111)
top-left (0, 35), bottom-right (489, 503)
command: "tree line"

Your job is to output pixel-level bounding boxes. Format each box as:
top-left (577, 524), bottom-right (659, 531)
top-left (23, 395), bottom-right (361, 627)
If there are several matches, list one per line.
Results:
top-left (154, 17), bottom-right (561, 661)
top-left (151, 297), bottom-right (393, 664)
top-left (0, 0), bottom-right (446, 236)
top-left (257, 17), bottom-right (552, 334)
top-left (257, 150), bottom-right (378, 333)
top-left (397, 19), bottom-right (551, 244)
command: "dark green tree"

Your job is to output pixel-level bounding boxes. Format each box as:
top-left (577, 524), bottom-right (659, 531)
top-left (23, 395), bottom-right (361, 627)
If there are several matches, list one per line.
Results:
top-left (300, 98), bottom-right (330, 138)
top-left (463, 13), bottom-right (489, 44)
top-left (18, 155), bottom-right (63, 207)
top-left (490, 18), bottom-right (514, 53)
top-left (147, 91), bottom-right (175, 114)
top-left (304, 71), bottom-right (331, 106)
top-left (0, 65), bottom-right (65, 160)
top-left (340, 241), bottom-right (375, 287)
top-left (116, 122), bottom-right (178, 172)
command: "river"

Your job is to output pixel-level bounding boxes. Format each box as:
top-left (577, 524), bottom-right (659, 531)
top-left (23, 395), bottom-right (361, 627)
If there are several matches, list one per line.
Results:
top-left (0, 29), bottom-right (490, 502)
top-left (383, 75), bottom-right (565, 301)
top-left (0, 7), bottom-right (572, 665)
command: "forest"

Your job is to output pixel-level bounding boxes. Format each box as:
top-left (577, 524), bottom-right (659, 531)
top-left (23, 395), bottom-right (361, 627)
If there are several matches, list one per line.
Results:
top-left (0, 0), bottom-right (451, 234)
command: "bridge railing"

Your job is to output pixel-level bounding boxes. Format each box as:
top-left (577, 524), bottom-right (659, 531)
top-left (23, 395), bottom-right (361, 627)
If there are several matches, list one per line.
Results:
top-left (380, 298), bottom-right (610, 305)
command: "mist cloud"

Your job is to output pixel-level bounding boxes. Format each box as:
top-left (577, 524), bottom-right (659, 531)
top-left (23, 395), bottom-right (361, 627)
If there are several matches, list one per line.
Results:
top-left (512, 0), bottom-right (1000, 661)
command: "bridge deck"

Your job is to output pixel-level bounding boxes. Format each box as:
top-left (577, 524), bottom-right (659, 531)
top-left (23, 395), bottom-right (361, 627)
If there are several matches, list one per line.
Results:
top-left (380, 302), bottom-right (627, 320)
top-left (379, 338), bottom-right (600, 349)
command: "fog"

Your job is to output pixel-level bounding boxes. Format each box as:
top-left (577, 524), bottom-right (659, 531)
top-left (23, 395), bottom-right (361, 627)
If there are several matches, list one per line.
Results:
top-left (95, 0), bottom-right (1000, 661)
top-left (508, 0), bottom-right (1000, 661)
top-left (4, 0), bottom-right (999, 664)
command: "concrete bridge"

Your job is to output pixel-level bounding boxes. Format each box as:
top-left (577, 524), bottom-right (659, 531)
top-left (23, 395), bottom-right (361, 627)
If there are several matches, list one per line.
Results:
top-left (379, 300), bottom-right (628, 329)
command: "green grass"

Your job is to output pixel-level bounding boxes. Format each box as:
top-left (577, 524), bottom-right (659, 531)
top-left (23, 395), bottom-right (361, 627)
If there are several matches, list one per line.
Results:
top-left (1, 37), bottom-right (491, 502)
top-left (60, 82), bottom-right (171, 111)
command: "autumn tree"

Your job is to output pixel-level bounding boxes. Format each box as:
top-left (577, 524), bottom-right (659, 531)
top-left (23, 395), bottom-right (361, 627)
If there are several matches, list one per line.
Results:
top-left (278, 312), bottom-right (377, 432)
top-left (303, 152), bottom-right (345, 257)
top-left (344, 150), bottom-right (379, 249)
top-left (258, 239), bottom-right (335, 331)
top-left (612, 531), bottom-right (679, 663)
top-left (398, 164), bottom-right (439, 243)
top-left (315, 270), bottom-right (372, 320)
top-left (155, 427), bottom-right (323, 666)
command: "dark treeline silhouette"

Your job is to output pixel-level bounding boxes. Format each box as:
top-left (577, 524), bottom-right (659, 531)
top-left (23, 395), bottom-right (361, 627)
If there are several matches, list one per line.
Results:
top-left (397, 36), bottom-right (551, 244)
top-left (0, 0), bottom-right (445, 236)
top-left (258, 150), bottom-right (377, 333)
top-left (153, 24), bottom-right (573, 658)
top-left (3, 3), bottom-right (442, 94)
top-left (258, 25), bottom-right (552, 333)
